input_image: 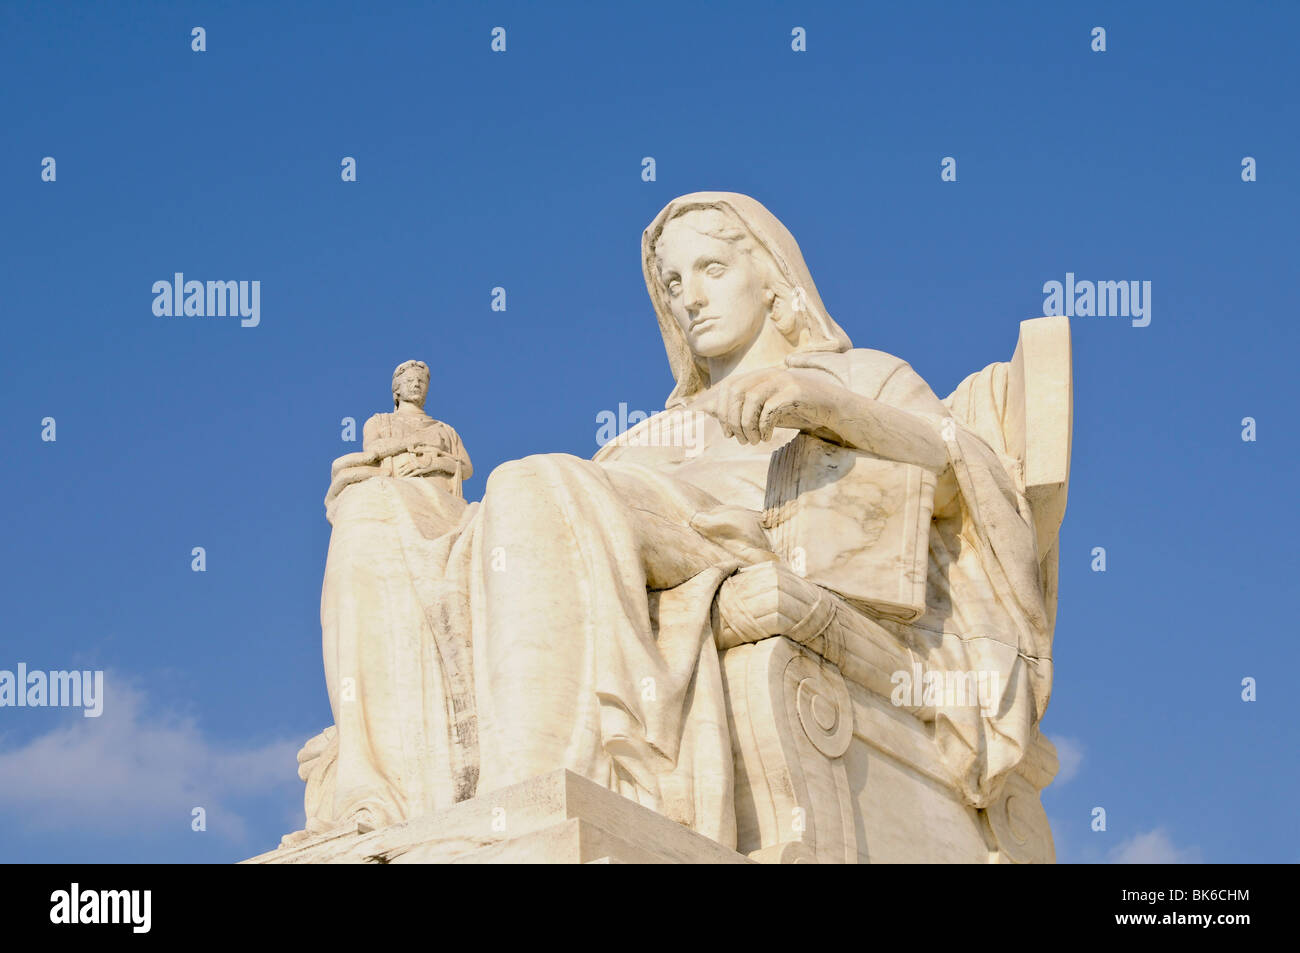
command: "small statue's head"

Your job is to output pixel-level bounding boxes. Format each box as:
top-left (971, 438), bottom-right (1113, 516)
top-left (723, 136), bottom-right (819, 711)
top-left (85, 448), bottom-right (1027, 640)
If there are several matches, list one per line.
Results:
top-left (652, 205), bottom-right (803, 363)
top-left (392, 360), bottom-right (430, 410)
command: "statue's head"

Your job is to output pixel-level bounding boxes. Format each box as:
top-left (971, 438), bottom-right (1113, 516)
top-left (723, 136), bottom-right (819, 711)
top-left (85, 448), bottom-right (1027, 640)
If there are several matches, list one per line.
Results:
top-left (652, 206), bottom-right (796, 363)
top-left (643, 193), bottom-right (852, 408)
top-left (392, 360), bottom-right (429, 410)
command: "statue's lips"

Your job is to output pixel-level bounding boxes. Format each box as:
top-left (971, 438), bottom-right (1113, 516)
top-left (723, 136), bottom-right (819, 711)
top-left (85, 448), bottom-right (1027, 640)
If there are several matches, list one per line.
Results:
top-left (690, 316), bottom-right (722, 331)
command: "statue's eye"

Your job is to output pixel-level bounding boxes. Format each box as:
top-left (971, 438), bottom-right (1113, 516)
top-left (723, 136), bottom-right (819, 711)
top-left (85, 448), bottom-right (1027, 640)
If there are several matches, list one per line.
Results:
top-left (705, 263), bottom-right (726, 277)
top-left (666, 278), bottom-right (682, 296)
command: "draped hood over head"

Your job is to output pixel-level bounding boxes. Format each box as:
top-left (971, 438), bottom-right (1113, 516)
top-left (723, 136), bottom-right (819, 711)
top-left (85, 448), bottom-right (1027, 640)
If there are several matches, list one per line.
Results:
top-left (642, 192), bottom-right (852, 409)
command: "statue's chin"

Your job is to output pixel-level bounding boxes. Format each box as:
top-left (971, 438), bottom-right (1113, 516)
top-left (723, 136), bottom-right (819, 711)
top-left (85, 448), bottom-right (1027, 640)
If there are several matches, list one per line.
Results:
top-left (688, 332), bottom-right (742, 360)
top-left (687, 317), bottom-right (770, 362)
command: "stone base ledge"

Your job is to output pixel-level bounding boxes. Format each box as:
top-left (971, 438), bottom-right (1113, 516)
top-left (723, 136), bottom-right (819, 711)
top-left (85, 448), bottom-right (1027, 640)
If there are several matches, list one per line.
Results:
top-left (244, 769), bottom-right (752, 865)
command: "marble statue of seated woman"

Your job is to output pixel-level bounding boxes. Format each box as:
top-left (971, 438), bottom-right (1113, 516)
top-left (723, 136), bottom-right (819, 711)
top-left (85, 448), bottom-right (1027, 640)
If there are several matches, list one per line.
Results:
top-left (287, 193), bottom-right (1054, 852)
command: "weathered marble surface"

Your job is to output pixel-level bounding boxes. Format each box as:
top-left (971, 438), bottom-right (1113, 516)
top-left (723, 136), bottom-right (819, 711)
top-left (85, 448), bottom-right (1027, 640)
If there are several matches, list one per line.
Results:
top-left (258, 193), bottom-right (1071, 864)
top-left (250, 770), bottom-right (752, 865)
top-left (763, 433), bottom-right (937, 621)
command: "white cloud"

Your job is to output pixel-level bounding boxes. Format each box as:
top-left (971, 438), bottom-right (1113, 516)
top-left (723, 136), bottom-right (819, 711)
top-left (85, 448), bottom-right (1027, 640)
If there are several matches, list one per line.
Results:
top-left (0, 675), bottom-right (303, 844)
top-left (1108, 828), bottom-right (1203, 864)
top-left (1048, 734), bottom-right (1084, 785)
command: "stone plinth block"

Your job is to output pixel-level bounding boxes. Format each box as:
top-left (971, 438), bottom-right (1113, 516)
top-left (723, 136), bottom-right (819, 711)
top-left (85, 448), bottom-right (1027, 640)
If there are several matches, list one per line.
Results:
top-left (244, 769), bottom-right (752, 865)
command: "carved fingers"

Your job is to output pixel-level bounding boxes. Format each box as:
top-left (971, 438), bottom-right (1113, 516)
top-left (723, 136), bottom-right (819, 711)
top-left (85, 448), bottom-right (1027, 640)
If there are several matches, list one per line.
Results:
top-left (396, 449), bottom-right (459, 478)
top-left (697, 368), bottom-right (836, 445)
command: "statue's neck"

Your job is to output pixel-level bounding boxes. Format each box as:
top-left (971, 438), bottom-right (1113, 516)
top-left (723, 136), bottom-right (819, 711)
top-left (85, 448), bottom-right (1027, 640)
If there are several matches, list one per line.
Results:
top-left (393, 401), bottom-right (429, 419)
top-left (705, 321), bottom-right (794, 386)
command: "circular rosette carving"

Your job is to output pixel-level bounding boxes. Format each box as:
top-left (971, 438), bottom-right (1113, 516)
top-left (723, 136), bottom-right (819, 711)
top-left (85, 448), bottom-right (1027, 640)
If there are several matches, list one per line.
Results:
top-left (986, 773), bottom-right (1055, 864)
top-left (787, 655), bottom-right (852, 759)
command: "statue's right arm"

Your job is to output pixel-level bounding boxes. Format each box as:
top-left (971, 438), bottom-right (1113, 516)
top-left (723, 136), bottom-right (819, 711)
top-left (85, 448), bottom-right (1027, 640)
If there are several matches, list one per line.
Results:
top-left (359, 415), bottom-right (417, 462)
top-left (360, 435), bottom-right (417, 460)
top-left (330, 450), bottom-right (377, 479)
top-left (329, 437), bottom-right (425, 479)
top-left (324, 463), bottom-right (384, 508)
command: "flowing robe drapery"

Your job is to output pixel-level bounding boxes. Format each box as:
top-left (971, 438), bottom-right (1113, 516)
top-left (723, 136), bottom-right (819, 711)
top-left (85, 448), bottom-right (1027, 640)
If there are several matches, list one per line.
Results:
top-left (311, 191), bottom-right (1054, 844)
top-left (322, 450), bottom-right (752, 844)
top-left (317, 346), bottom-right (1052, 847)
top-left (602, 348), bottom-right (1054, 809)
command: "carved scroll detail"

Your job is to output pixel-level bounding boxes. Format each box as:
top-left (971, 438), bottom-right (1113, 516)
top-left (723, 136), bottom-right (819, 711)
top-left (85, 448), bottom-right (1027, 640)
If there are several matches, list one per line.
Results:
top-left (984, 773), bottom-right (1055, 864)
top-left (721, 637), bottom-right (857, 864)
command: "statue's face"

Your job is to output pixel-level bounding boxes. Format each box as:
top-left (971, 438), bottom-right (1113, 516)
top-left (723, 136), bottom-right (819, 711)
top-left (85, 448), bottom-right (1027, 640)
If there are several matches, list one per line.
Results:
top-left (655, 211), bottom-right (771, 361)
top-left (394, 366), bottom-right (428, 405)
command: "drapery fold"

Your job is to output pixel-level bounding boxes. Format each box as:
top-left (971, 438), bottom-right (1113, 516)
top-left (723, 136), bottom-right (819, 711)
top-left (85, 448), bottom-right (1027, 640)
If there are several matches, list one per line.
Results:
top-left (310, 191), bottom-right (1057, 845)
top-left (322, 456), bottom-right (750, 847)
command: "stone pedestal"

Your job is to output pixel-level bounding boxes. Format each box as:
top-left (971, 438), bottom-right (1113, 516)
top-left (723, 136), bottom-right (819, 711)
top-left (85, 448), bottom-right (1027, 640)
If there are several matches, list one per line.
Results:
top-left (244, 769), bottom-right (752, 865)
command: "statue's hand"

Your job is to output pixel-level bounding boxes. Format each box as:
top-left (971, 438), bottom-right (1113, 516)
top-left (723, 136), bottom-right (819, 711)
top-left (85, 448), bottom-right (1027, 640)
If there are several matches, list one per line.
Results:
top-left (689, 506), bottom-right (779, 565)
top-left (394, 448), bottom-right (459, 479)
top-left (695, 367), bottom-right (843, 445)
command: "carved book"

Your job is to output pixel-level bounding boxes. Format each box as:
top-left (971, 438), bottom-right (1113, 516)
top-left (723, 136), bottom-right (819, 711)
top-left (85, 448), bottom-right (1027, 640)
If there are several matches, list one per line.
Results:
top-left (762, 434), bottom-right (936, 622)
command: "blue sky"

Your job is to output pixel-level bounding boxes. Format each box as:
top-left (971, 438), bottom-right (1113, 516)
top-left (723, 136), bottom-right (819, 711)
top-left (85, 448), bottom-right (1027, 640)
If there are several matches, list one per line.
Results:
top-left (0, 0), bottom-right (1295, 863)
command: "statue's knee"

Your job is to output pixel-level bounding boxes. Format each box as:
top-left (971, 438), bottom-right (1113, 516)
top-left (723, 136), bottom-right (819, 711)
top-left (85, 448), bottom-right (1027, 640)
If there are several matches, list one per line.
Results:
top-left (484, 453), bottom-right (584, 500)
top-left (331, 475), bottom-right (396, 522)
top-left (485, 457), bottom-right (538, 496)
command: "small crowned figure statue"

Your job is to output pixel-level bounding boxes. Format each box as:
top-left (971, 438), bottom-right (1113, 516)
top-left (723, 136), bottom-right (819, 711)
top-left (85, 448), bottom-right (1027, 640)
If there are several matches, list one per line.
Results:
top-left (289, 360), bottom-right (473, 843)
top-left (324, 360), bottom-right (472, 524)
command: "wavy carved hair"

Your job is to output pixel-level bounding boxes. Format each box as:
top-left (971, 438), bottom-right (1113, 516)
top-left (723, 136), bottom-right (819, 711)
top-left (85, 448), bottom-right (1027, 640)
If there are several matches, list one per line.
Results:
top-left (391, 360), bottom-right (430, 409)
top-left (652, 205), bottom-right (811, 349)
